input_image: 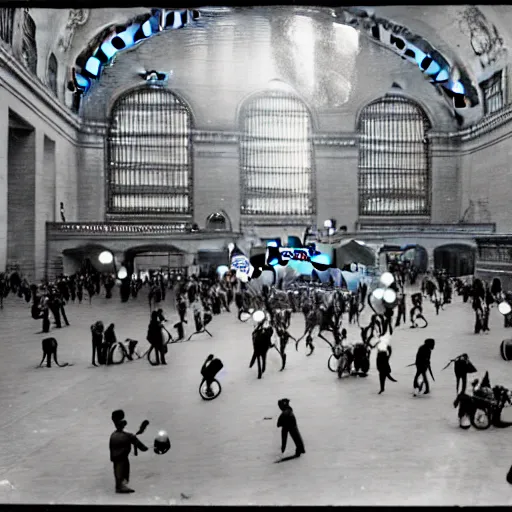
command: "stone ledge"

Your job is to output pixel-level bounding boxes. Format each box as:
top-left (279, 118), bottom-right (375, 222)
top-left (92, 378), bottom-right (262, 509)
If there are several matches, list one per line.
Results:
top-left (0, 44), bottom-right (81, 136)
top-left (46, 222), bottom-right (238, 240)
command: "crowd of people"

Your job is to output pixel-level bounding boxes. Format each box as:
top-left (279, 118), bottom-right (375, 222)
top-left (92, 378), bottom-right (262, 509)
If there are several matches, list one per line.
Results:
top-left (3, 259), bottom-right (512, 493)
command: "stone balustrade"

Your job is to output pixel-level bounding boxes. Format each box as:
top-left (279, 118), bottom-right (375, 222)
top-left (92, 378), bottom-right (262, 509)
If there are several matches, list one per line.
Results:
top-left (46, 222), bottom-right (237, 240)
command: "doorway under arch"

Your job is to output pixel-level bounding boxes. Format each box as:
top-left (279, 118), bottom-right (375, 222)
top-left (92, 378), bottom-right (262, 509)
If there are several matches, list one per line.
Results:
top-left (401, 244), bottom-right (428, 273)
top-left (433, 244), bottom-right (476, 277)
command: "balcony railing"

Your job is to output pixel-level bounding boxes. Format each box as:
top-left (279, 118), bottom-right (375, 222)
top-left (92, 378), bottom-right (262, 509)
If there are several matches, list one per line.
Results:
top-left (46, 222), bottom-right (236, 240)
top-left (357, 222), bottom-right (496, 233)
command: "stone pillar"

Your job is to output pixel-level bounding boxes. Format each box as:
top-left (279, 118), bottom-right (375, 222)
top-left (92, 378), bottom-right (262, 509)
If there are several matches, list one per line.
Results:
top-left (77, 121), bottom-right (108, 221)
top-left (0, 96), bottom-right (8, 271)
top-left (192, 131), bottom-right (240, 230)
top-left (314, 133), bottom-right (359, 232)
top-left (429, 134), bottom-right (461, 223)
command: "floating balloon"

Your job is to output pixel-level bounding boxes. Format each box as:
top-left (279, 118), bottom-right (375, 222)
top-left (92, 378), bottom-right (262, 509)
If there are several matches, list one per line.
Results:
top-left (499, 301), bottom-right (512, 316)
top-left (383, 288), bottom-right (397, 305)
top-left (117, 266), bottom-right (128, 280)
top-left (217, 265), bottom-right (229, 277)
top-left (98, 251), bottom-right (113, 264)
top-left (372, 288), bottom-right (385, 301)
top-left (380, 272), bottom-right (394, 287)
top-left (154, 430), bottom-right (171, 455)
top-left (252, 310), bottom-right (266, 324)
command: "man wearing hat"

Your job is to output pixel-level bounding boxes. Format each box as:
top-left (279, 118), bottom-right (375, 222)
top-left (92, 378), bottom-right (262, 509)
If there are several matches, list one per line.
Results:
top-left (109, 410), bottom-right (149, 493)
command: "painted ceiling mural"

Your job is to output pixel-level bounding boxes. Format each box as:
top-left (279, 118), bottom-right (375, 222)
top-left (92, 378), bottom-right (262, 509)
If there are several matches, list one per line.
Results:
top-left (70, 6), bottom-right (496, 125)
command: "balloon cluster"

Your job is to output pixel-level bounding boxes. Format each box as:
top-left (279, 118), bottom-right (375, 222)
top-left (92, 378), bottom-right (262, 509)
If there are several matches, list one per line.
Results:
top-left (369, 272), bottom-right (398, 314)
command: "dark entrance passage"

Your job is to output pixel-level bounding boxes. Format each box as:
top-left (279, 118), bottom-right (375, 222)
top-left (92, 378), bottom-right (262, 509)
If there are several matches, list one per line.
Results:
top-left (125, 245), bottom-right (186, 280)
top-left (401, 245), bottom-right (428, 273)
top-left (433, 244), bottom-right (475, 277)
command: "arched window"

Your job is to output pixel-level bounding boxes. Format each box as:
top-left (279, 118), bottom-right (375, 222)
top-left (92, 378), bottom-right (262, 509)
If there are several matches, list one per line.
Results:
top-left (47, 53), bottom-right (58, 96)
top-left (240, 91), bottom-right (314, 217)
top-left (21, 11), bottom-right (37, 74)
top-left (206, 212), bottom-right (229, 231)
top-left (358, 95), bottom-right (431, 216)
top-left (0, 8), bottom-right (15, 45)
top-left (107, 87), bottom-right (193, 215)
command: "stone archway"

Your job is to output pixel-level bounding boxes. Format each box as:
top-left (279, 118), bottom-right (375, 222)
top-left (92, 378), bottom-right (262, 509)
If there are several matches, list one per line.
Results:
top-left (401, 244), bottom-right (429, 273)
top-left (124, 244), bottom-right (187, 278)
top-left (62, 243), bottom-right (115, 274)
top-left (433, 243), bottom-right (476, 277)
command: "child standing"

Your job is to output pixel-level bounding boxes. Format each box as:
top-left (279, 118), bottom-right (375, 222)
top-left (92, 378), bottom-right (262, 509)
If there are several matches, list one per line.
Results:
top-left (109, 410), bottom-right (149, 494)
top-left (277, 398), bottom-right (306, 458)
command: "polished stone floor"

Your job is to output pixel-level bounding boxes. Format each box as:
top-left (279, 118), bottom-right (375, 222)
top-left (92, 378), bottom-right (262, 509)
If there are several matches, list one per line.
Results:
top-left (0, 286), bottom-right (511, 505)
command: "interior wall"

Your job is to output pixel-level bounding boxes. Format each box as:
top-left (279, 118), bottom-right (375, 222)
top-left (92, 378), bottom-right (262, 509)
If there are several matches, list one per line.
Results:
top-left (7, 122), bottom-right (36, 278)
top-left (81, 12), bottom-right (456, 132)
top-left (33, 134), bottom-right (56, 278)
top-left (459, 119), bottom-right (512, 233)
top-left (0, 101), bottom-right (8, 272)
top-left (0, 56), bottom-right (79, 277)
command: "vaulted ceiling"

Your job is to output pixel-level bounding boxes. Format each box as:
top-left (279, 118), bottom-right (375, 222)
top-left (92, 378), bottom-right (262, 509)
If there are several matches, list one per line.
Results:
top-left (23, 5), bottom-right (512, 127)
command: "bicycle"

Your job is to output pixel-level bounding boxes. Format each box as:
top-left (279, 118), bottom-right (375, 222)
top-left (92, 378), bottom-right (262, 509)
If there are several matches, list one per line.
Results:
top-left (199, 377), bottom-right (222, 400)
top-left (327, 345), bottom-right (351, 378)
top-left (199, 355), bottom-right (223, 400)
top-left (108, 326), bottom-right (173, 365)
top-left (410, 310), bottom-right (428, 329)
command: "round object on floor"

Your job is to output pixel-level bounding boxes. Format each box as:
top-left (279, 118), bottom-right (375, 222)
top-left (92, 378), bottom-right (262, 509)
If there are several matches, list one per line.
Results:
top-left (154, 430), bottom-right (171, 455)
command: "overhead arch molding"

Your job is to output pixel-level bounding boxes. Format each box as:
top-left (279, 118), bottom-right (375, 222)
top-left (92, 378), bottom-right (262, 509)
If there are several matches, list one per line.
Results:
top-left (72, 8), bottom-right (200, 94)
top-left (73, 7), bottom-right (481, 124)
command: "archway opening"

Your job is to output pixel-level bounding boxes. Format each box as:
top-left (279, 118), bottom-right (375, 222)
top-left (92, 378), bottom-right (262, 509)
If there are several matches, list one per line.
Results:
top-left (205, 211), bottom-right (231, 231)
top-left (433, 244), bottom-right (475, 277)
top-left (125, 244), bottom-right (186, 280)
top-left (62, 244), bottom-right (115, 274)
top-left (401, 244), bottom-right (428, 273)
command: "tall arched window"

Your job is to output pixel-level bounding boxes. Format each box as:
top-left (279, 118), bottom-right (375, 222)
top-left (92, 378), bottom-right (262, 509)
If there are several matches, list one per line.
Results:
top-left (0, 8), bottom-right (15, 45)
top-left (47, 53), bottom-right (58, 96)
top-left (107, 87), bottom-right (193, 215)
top-left (21, 11), bottom-right (37, 74)
top-left (358, 95), bottom-right (431, 216)
top-left (240, 91), bottom-right (314, 217)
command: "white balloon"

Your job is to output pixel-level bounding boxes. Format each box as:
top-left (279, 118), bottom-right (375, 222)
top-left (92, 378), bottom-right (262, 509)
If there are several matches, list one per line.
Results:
top-left (217, 265), bottom-right (229, 277)
top-left (236, 270), bottom-right (248, 283)
top-left (98, 251), bottom-right (113, 264)
top-left (380, 272), bottom-right (394, 287)
top-left (373, 288), bottom-right (385, 300)
top-left (499, 301), bottom-right (512, 316)
top-left (117, 266), bottom-right (128, 280)
top-left (252, 310), bottom-right (266, 324)
top-left (227, 243), bottom-right (235, 253)
top-left (383, 288), bottom-right (397, 304)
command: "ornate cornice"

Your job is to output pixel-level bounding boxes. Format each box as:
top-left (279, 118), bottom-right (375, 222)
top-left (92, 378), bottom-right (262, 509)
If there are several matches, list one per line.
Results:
top-left (428, 104), bottom-right (512, 144)
top-left (190, 130), bottom-right (359, 147)
top-left (0, 44), bottom-right (81, 141)
top-left (312, 133), bottom-right (358, 147)
top-left (192, 130), bottom-right (239, 144)
top-left (79, 120), bottom-right (109, 136)
top-left (240, 215), bottom-right (314, 227)
top-left (47, 222), bottom-right (238, 240)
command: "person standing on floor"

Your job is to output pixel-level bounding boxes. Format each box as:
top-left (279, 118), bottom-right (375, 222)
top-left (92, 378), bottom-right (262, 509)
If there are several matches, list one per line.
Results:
top-left (276, 398), bottom-right (306, 458)
top-left (109, 410), bottom-right (148, 494)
